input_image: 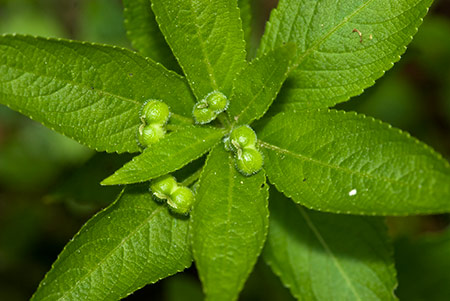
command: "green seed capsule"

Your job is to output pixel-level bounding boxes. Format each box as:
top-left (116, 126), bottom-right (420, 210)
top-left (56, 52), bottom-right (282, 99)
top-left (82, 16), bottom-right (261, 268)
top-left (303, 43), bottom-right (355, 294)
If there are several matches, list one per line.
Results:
top-left (150, 175), bottom-right (178, 200)
top-left (167, 186), bottom-right (195, 215)
top-left (138, 123), bottom-right (165, 147)
top-left (193, 102), bottom-right (216, 124)
top-left (229, 125), bottom-right (257, 150)
top-left (141, 100), bottom-right (170, 125)
top-left (236, 148), bottom-right (263, 176)
top-left (205, 91), bottom-right (228, 113)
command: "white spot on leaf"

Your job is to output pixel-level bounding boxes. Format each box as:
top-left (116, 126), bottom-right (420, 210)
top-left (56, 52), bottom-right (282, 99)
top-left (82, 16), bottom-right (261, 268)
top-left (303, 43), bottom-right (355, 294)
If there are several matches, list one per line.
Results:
top-left (349, 189), bottom-right (357, 196)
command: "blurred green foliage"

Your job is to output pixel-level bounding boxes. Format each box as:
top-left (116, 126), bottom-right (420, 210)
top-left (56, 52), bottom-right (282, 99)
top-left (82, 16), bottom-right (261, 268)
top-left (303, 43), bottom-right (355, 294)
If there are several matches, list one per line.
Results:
top-left (395, 229), bottom-right (450, 301)
top-left (0, 0), bottom-right (449, 300)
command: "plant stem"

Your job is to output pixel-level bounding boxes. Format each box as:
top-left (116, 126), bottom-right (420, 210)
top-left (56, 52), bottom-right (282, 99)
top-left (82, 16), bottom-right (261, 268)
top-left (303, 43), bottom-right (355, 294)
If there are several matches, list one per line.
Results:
top-left (217, 112), bottom-right (231, 130)
top-left (181, 167), bottom-right (203, 187)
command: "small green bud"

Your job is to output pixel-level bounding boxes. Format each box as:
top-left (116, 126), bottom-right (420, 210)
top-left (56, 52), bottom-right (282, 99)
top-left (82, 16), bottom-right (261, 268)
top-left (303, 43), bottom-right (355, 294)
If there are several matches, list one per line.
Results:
top-left (167, 186), bottom-right (195, 215)
top-left (205, 91), bottom-right (228, 113)
top-left (223, 136), bottom-right (233, 151)
top-left (236, 148), bottom-right (263, 176)
top-left (141, 100), bottom-right (170, 125)
top-left (229, 125), bottom-right (257, 150)
top-left (138, 124), bottom-right (165, 147)
top-left (193, 102), bottom-right (216, 124)
top-left (150, 175), bottom-right (178, 200)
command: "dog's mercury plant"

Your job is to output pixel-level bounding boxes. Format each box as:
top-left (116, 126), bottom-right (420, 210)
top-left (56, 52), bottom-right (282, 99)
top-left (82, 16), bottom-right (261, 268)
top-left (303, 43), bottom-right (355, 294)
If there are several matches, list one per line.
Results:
top-left (0, 0), bottom-right (449, 300)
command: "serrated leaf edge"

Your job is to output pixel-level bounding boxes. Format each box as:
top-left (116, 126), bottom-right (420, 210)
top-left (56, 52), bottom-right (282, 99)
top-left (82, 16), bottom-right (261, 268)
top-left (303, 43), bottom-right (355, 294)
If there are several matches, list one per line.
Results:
top-left (263, 201), bottom-right (398, 300)
top-left (190, 145), bottom-right (270, 300)
top-left (32, 188), bottom-right (193, 301)
top-left (260, 108), bottom-right (450, 216)
top-left (150, 0), bottom-right (247, 101)
top-left (229, 44), bottom-right (296, 127)
top-left (260, 0), bottom-right (432, 109)
top-left (102, 127), bottom-right (226, 185)
top-left (0, 33), bottom-right (194, 154)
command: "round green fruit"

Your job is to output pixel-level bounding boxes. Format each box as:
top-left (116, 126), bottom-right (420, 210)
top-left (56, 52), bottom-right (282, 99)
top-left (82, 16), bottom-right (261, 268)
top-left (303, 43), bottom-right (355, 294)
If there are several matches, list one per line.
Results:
top-left (236, 148), bottom-right (263, 176)
top-left (167, 186), bottom-right (195, 215)
top-left (141, 100), bottom-right (170, 125)
top-left (150, 175), bottom-right (178, 200)
top-left (205, 91), bottom-right (228, 113)
top-left (138, 124), bottom-right (165, 147)
top-left (193, 102), bottom-right (216, 124)
top-left (229, 125), bottom-right (257, 150)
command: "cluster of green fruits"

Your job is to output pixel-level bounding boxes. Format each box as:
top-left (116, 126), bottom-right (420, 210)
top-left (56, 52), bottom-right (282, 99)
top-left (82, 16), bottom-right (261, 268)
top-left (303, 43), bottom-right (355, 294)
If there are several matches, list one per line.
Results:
top-left (150, 175), bottom-right (195, 216)
top-left (136, 92), bottom-right (264, 214)
top-left (192, 91), bottom-right (229, 124)
top-left (225, 125), bottom-right (264, 176)
top-left (137, 99), bottom-right (170, 147)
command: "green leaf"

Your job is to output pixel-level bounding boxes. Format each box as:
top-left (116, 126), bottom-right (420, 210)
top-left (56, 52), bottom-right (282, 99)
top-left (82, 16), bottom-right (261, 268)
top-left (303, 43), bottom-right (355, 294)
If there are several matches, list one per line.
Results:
top-left (32, 185), bottom-right (192, 300)
top-left (228, 43), bottom-right (296, 126)
top-left (0, 34), bottom-right (195, 153)
top-left (191, 145), bottom-right (269, 301)
top-left (264, 189), bottom-right (397, 300)
top-left (102, 126), bottom-right (224, 185)
top-left (259, 0), bottom-right (433, 110)
top-left (151, 0), bottom-right (246, 99)
top-left (238, 0), bottom-right (253, 54)
top-left (395, 229), bottom-right (450, 301)
top-left (123, 0), bottom-right (180, 72)
top-left (257, 110), bottom-right (450, 215)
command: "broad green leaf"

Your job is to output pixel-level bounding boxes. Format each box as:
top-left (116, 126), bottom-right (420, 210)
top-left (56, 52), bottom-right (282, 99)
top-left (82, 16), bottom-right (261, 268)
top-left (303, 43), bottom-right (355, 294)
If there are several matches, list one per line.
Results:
top-left (191, 145), bottom-right (269, 301)
top-left (151, 0), bottom-right (246, 99)
top-left (123, 0), bottom-right (180, 72)
top-left (238, 0), bottom-right (253, 54)
top-left (395, 229), bottom-right (450, 301)
top-left (228, 43), bottom-right (296, 126)
top-left (102, 126), bottom-right (224, 185)
top-left (0, 34), bottom-right (195, 153)
top-left (259, 0), bottom-right (433, 110)
top-left (32, 185), bottom-right (192, 300)
top-left (264, 189), bottom-right (397, 300)
top-left (257, 110), bottom-right (450, 215)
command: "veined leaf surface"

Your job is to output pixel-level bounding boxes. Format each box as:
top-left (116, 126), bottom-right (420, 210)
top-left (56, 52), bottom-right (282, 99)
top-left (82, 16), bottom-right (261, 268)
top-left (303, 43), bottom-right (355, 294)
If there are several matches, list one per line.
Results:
top-left (264, 189), bottom-right (397, 300)
top-left (191, 145), bottom-right (269, 301)
top-left (259, 0), bottom-right (433, 110)
top-left (123, 0), bottom-right (180, 71)
top-left (32, 185), bottom-right (192, 300)
top-left (151, 0), bottom-right (246, 99)
top-left (258, 110), bottom-right (450, 215)
top-left (0, 34), bottom-right (194, 153)
top-left (102, 126), bottom-right (224, 185)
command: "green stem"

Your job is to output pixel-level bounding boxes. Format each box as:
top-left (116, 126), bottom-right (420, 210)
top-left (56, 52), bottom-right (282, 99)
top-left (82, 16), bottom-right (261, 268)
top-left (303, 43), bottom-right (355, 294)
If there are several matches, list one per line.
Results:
top-left (217, 112), bottom-right (231, 129)
top-left (181, 167), bottom-right (203, 187)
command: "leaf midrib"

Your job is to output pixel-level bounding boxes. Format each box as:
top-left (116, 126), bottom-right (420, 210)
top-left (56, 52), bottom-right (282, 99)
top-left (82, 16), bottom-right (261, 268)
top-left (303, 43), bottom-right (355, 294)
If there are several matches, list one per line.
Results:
top-left (259, 139), bottom-right (412, 188)
top-left (232, 56), bottom-right (284, 126)
top-left (170, 0), bottom-right (219, 94)
top-left (104, 129), bottom-right (224, 184)
top-left (139, 129), bottom-right (223, 168)
top-left (292, 0), bottom-right (376, 68)
top-left (297, 206), bottom-right (362, 300)
top-left (0, 62), bottom-right (141, 106)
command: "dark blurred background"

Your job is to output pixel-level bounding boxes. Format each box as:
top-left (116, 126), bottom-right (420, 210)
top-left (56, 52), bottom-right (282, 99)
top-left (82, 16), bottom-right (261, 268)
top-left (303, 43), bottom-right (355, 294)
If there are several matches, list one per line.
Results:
top-left (0, 0), bottom-right (449, 300)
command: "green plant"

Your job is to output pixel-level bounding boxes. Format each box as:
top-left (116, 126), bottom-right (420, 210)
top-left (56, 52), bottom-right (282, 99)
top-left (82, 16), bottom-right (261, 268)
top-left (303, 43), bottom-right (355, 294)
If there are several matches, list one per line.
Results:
top-left (0, 0), bottom-right (449, 300)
